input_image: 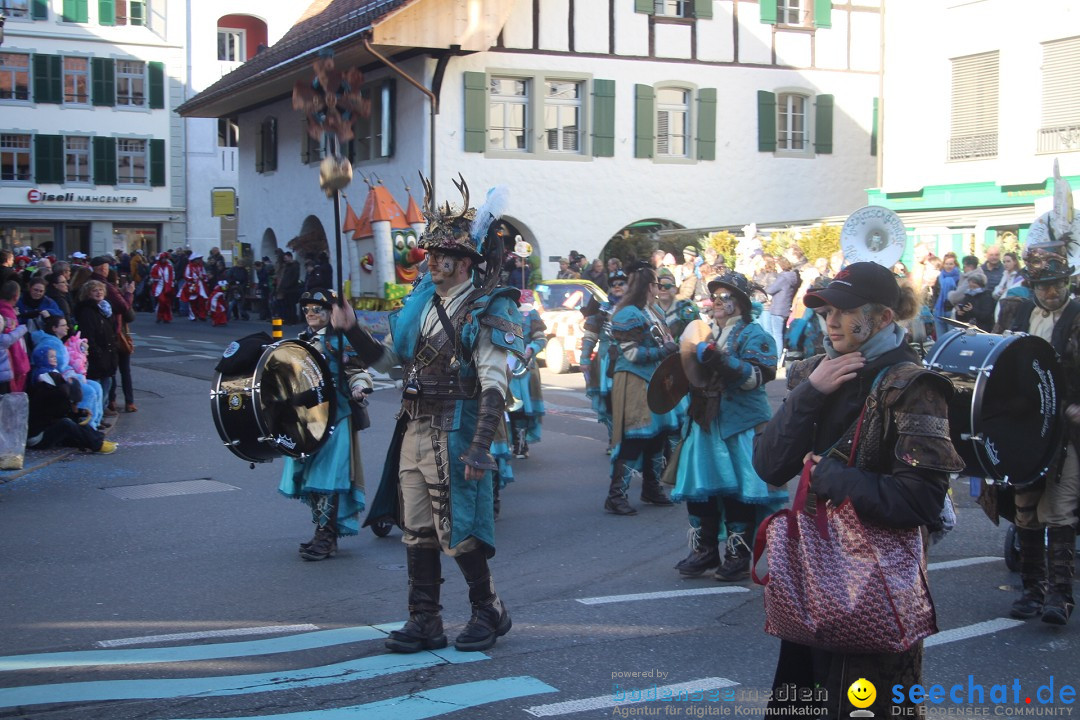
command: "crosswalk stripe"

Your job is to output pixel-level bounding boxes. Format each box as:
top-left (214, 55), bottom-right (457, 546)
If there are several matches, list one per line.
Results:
top-left (524, 677), bottom-right (738, 717)
top-left (924, 618), bottom-right (1025, 647)
top-left (96, 624), bottom-right (322, 647)
top-left (0, 647), bottom-right (487, 708)
top-left (927, 556), bottom-right (999, 571)
top-left (170, 676), bottom-right (558, 720)
top-left (577, 587), bottom-right (749, 605)
top-left (0, 624), bottom-right (401, 671)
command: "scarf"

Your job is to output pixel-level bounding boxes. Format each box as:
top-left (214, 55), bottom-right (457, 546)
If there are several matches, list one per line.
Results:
top-left (934, 267), bottom-right (960, 316)
top-left (97, 299), bottom-right (113, 318)
top-left (824, 321), bottom-right (907, 363)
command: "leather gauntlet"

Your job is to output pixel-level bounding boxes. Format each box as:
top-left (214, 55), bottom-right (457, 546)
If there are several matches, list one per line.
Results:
top-left (459, 388), bottom-right (504, 472)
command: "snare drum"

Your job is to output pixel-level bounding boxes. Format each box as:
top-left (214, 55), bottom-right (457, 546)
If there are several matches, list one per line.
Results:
top-left (924, 329), bottom-right (1064, 486)
top-left (211, 339), bottom-right (337, 463)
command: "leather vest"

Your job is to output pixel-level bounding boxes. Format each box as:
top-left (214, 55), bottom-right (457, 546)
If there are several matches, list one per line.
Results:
top-left (400, 291), bottom-right (480, 430)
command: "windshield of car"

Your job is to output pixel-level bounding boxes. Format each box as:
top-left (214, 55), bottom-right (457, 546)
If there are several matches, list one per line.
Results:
top-left (535, 283), bottom-right (594, 311)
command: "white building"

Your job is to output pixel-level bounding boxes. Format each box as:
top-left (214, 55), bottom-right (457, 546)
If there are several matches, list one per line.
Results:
top-left (0, 0), bottom-right (185, 258)
top-left (873, 0), bottom-right (1080, 259)
top-left (178, 0), bottom-right (882, 282)
top-left (183, 1), bottom-right (306, 262)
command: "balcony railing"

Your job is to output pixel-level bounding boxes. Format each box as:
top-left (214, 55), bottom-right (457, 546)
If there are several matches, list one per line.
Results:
top-left (1037, 125), bottom-right (1080, 154)
top-left (947, 133), bottom-right (997, 161)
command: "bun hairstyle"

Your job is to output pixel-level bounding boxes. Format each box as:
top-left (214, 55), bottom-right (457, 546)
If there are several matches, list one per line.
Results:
top-left (616, 261), bottom-right (658, 312)
top-left (871, 283), bottom-right (918, 323)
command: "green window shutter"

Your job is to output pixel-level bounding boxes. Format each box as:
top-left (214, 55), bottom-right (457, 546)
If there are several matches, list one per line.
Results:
top-left (149, 139), bottom-right (165, 186)
top-left (93, 136), bottom-right (116, 185)
top-left (63, 0), bottom-right (88, 22)
top-left (635, 0), bottom-right (654, 14)
top-left (98, 0), bottom-right (115, 25)
top-left (757, 90), bottom-right (776, 152)
top-left (696, 88), bottom-right (717, 161)
top-left (148, 61), bottom-right (165, 109)
top-left (265, 118), bottom-right (277, 171)
top-left (34, 135), bottom-right (63, 184)
top-left (871, 97), bottom-right (879, 156)
top-left (694, 0), bottom-right (713, 20)
top-left (31, 0), bottom-right (49, 20)
top-left (33, 54), bottom-right (62, 104)
top-left (634, 84), bottom-right (654, 159)
top-left (255, 123), bottom-right (265, 173)
top-left (814, 94), bottom-right (834, 154)
top-left (814, 0), bottom-right (832, 28)
top-left (91, 57), bottom-right (115, 107)
top-left (760, 0), bottom-right (777, 24)
top-left (463, 72), bottom-right (486, 153)
top-left (591, 79), bottom-right (615, 158)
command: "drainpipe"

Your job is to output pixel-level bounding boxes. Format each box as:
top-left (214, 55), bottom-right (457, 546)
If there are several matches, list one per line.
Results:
top-left (363, 35), bottom-right (438, 188)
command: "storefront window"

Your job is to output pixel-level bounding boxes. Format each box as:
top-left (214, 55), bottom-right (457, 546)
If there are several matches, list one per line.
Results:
top-left (0, 224), bottom-right (56, 254)
top-left (112, 224), bottom-right (159, 256)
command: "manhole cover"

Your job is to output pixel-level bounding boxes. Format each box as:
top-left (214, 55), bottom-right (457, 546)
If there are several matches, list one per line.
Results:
top-left (102, 478), bottom-right (239, 500)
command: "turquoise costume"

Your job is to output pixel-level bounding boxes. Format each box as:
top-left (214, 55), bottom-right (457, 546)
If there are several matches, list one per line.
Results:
top-left (278, 329), bottom-right (366, 538)
top-left (580, 299), bottom-right (616, 439)
top-left (364, 277), bottom-right (525, 551)
top-left (653, 298), bottom-right (700, 341)
top-left (507, 306), bottom-right (546, 457)
top-left (604, 303), bottom-right (679, 514)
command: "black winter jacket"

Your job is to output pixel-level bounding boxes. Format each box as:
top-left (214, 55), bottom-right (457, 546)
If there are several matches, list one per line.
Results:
top-left (74, 299), bottom-right (118, 380)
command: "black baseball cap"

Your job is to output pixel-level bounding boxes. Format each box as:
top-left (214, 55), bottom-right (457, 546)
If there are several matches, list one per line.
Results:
top-left (90, 255), bottom-right (113, 267)
top-left (804, 262), bottom-right (899, 310)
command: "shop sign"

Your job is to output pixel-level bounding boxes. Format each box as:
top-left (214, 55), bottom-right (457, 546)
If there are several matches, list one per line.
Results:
top-left (27, 189), bottom-right (138, 205)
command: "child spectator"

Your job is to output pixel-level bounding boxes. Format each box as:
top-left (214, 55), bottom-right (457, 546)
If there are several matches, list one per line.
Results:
top-left (25, 343), bottom-right (115, 454)
top-left (0, 281), bottom-right (30, 392)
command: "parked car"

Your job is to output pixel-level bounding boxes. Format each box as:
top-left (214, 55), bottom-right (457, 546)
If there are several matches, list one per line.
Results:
top-left (532, 279), bottom-right (608, 374)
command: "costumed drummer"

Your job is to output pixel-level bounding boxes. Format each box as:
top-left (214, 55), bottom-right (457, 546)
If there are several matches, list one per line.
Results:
top-left (580, 268), bottom-right (627, 453)
top-left (671, 272), bottom-right (787, 581)
top-left (331, 179), bottom-right (525, 654)
top-left (753, 262), bottom-right (963, 718)
top-left (991, 198), bottom-right (1080, 626)
top-left (279, 288), bottom-right (370, 562)
top-left (507, 288), bottom-right (546, 460)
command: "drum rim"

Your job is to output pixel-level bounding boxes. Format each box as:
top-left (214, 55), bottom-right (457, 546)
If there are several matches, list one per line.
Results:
top-left (251, 338), bottom-right (336, 459)
top-left (210, 370), bottom-right (277, 464)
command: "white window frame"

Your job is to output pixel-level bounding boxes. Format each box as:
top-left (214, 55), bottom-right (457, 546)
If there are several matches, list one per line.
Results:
top-left (776, 90), bottom-right (813, 156)
top-left (1, 133), bottom-right (33, 183)
top-left (655, 85), bottom-right (691, 160)
top-left (351, 78), bottom-right (394, 163)
top-left (488, 75), bottom-right (530, 153)
top-left (64, 135), bottom-right (92, 184)
top-left (1037, 37), bottom-right (1080, 154)
top-left (778, 0), bottom-right (812, 26)
top-left (1, 1), bottom-right (30, 19)
top-left (948, 51), bottom-right (999, 162)
top-left (0, 52), bottom-right (31, 103)
top-left (116, 137), bottom-right (148, 186)
top-left (63, 56), bottom-right (90, 105)
top-left (115, 59), bottom-right (147, 108)
top-left (218, 117), bottom-right (239, 148)
top-left (543, 79), bottom-right (583, 155)
top-left (653, 0), bottom-right (690, 17)
top-left (217, 28), bottom-right (246, 62)
top-left (484, 69), bottom-right (592, 161)
top-left (115, 0), bottom-right (147, 26)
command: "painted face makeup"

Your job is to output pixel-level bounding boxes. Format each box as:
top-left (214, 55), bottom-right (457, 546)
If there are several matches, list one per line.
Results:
top-left (711, 291), bottom-right (737, 321)
top-left (818, 304), bottom-right (880, 354)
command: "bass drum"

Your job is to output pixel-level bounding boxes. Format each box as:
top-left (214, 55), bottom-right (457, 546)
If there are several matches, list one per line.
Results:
top-left (924, 329), bottom-right (1064, 486)
top-left (211, 339), bottom-right (336, 463)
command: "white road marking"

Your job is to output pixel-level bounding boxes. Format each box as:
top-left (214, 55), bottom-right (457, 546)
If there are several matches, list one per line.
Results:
top-left (577, 587), bottom-right (749, 606)
top-left (924, 618), bottom-right (1025, 647)
top-left (524, 677), bottom-right (739, 717)
top-left (928, 556), bottom-right (1000, 571)
top-left (191, 355), bottom-right (217, 360)
top-left (188, 340), bottom-right (216, 344)
top-left (149, 348), bottom-right (175, 353)
top-left (148, 335), bottom-right (172, 339)
top-left (95, 624), bottom-right (322, 648)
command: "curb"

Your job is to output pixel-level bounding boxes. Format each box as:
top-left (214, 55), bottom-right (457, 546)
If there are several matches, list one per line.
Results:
top-left (0, 412), bottom-right (122, 485)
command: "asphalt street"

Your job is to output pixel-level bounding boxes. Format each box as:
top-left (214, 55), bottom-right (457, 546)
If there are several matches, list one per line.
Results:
top-left (0, 313), bottom-right (1076, 720)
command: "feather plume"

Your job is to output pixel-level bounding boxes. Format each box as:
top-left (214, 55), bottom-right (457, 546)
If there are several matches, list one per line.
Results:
top-left (470, 185), bottom-right (510, 251)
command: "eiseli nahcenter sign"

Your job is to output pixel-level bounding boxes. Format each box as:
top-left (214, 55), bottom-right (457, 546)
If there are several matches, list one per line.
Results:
top-left (26, 189), bottom-right (139, 205)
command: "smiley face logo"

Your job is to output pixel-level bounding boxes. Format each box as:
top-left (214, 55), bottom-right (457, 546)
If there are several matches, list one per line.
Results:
top-left (847, 678), bottom-right (876, 709)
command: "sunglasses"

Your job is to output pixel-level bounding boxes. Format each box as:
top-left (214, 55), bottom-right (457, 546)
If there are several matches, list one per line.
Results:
top-left (609, 280), bottom-right (627, 288)
top-left (712, 292), bottom-right (733, 302)
top-left (658, 283), bottom-right (676, 291)
top-left (302, 305), bottom-right (328, 315)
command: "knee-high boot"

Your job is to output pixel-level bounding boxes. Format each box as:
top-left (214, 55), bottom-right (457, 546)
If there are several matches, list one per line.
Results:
top-left (641, 446), bottom-right (673, 505)
top-left (1042, 525), bottom-right (1076, 625)
top-left (1010, 527), bottom-right (1048, 619)
top-left (385, 546), bottom-right (448, 653)
top-left (300, 494), bottom-right (338, 561)
top-left (604, 456), bottom-right (637, 515)
top-left (675, 503), bottom-right (721, 577)
top-left (453, 549), bottom-right (512, 651)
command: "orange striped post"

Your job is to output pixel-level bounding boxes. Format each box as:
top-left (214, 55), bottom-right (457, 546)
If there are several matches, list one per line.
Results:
top-left (272, 317), bottom-right (283, 339)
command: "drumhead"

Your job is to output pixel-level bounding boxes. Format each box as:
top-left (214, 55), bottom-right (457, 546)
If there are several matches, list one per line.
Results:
top-left (253, 340), bottom-right (336, 458)
top-left (926, 330), bottom-right (1064, 484)
top-left (211, 371), bottom-right (279, 464)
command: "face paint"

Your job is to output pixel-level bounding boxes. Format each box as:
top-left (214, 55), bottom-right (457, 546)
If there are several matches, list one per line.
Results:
top-left (822, 305), bottom-right (881, 354)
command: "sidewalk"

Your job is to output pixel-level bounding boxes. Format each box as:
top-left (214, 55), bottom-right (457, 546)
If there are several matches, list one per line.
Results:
top-left (0, 413), bottom-right (122, 485)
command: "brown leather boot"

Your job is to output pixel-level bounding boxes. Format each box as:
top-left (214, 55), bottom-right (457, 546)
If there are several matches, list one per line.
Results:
top-left (386, 547), bottom-right (448, 653)
top-left (1010, 527), bottom-right (1048, 619)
